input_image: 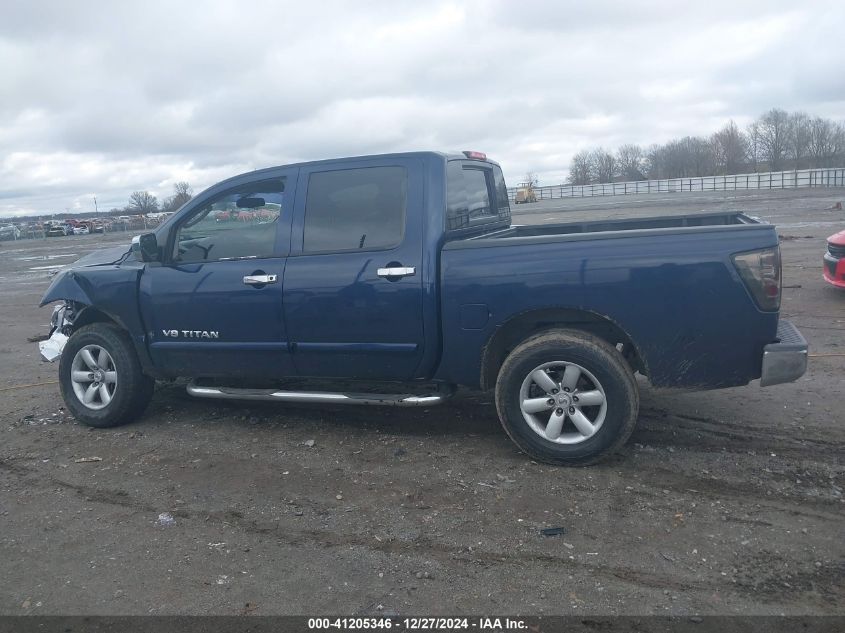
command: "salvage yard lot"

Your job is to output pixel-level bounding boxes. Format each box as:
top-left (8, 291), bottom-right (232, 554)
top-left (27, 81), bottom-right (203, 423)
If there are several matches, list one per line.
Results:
top-left (1, 188), bottom-right (843, 615)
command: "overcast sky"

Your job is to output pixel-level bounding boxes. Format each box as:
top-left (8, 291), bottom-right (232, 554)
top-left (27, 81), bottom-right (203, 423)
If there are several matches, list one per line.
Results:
top-left (1, 0), bottom-right (843, 217)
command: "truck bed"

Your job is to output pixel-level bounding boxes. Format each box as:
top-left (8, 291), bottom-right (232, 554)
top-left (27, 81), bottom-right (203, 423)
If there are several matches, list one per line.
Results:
top-left (437, 211), bottom-right (779, 390)
top-left (459, 212), bottom-right (761, 245)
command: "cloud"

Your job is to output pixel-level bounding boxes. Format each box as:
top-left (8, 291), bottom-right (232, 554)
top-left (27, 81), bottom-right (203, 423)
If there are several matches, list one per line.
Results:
top-left (0, 0), bottom-right (843, 216)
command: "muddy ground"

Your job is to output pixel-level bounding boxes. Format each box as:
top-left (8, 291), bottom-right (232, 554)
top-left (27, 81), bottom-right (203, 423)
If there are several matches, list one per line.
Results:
top-left (0, 188), bottom-right (842, 615)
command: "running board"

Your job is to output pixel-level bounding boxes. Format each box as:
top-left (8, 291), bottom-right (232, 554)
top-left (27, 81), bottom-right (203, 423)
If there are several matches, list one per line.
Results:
top-left (186, 381), bottom-right (453, 407)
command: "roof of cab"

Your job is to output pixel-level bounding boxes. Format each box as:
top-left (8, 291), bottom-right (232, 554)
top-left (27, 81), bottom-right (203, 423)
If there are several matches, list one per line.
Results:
top-left (214, 151), bottom-right (499, 187)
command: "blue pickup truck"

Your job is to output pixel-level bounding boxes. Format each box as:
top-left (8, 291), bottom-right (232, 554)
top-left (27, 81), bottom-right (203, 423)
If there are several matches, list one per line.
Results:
top-left (38, 151), bottom-right (808, 464)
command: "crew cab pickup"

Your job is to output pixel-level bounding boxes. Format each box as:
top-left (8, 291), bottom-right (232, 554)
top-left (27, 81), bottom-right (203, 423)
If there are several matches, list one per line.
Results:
top-left (38, 151), bottom-right (808, 464)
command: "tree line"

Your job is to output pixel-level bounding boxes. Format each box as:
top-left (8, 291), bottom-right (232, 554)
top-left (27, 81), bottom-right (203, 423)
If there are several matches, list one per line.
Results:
top-left (108, 181), bottom-right (194, 216)
top-left (567, 109), bottom-right (845, 185)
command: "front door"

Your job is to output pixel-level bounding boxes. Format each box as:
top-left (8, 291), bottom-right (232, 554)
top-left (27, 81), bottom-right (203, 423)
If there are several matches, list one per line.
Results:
top-left (283, 159), bottom-right (426, 380)
top-left (140, 170), bottom-right (296, 378)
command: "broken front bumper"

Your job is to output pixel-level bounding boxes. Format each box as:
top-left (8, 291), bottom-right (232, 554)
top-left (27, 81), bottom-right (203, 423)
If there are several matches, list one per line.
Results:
top-left (39, 330), bottom-right (68, 362)
top-left (38, 303), bottom-right (72, 362)
top-left (760, 320), bottom-right (808, 387)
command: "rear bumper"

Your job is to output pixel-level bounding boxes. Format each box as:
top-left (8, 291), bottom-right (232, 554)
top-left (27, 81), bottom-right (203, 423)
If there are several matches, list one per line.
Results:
top-left (760, 320), bottom-right (808, 387)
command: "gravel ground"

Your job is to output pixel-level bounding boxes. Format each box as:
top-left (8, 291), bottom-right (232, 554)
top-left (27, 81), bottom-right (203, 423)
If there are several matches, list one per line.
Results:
top-left (0, 188), bottom-right (843, 616)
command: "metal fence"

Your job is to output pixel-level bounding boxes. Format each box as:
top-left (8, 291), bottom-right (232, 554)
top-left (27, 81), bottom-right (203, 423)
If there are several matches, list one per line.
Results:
top-left (508, 167), bottom-right (845, 202)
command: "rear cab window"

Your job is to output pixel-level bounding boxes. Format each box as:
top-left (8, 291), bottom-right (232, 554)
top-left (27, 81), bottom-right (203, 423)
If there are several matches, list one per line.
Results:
top-left (446, 160), bottom-right (511, 231)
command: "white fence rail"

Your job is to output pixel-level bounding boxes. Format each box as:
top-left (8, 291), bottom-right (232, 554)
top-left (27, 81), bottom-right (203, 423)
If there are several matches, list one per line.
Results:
top-left (508, 167), bottom-right (845, 202)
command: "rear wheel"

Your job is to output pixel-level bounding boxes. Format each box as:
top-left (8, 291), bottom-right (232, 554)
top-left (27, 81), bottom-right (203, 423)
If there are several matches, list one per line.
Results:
top-left (59, 323), bottom-right (155, 428)
top-left (495, 329), bottom-right (639, 465)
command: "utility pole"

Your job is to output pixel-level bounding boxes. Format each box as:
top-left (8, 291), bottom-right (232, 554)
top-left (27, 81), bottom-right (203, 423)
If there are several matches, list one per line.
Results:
top-left (93, 195), bottom-right (99, 218)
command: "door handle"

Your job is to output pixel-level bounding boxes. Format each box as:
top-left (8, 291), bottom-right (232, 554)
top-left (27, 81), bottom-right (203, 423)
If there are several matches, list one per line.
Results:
top-left (377, 266), bottom-right (416, 279)
top-left (243, 274), bottom-right (278, 286)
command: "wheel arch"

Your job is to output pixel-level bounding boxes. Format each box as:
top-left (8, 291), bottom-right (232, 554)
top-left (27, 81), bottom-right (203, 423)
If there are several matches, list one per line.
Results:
top-left (480, 307), bottom-right (645, 391)
top-left (56, 301), bottom-right (164, 379)
top-left (72, 305), bottom-right (122, 330)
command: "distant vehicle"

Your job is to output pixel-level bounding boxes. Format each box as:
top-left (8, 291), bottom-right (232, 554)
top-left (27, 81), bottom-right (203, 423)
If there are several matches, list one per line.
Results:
top-left (0, 224), bottom-right (21, 240)
top-left (38, 150), bottom-right (807, 465)
top-left (46, 224), bottom-right (69, 237)
top-left (90, 223), bottom-right (105, 233)
top-left (823, 229), bottom-right (845, 288)
top-left (514, 181), bottom-right (537, 204)
top-left (73, 226), bottom-right (90, 235)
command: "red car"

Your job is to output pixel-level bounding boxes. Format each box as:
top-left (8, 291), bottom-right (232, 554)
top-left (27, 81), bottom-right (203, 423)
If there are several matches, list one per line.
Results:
top-left (824, 229), bottom-right (845, 288)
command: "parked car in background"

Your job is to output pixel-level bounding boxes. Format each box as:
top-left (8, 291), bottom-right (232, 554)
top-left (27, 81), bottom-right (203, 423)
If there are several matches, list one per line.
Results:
top-left (823, 229), bottom-right (845, 288)
top-left (0, 224), bottom-right (21, 240)
top-left (73, 225), bottom-right (90, 235)
top-left (46, 223), bottom-right (69, 237)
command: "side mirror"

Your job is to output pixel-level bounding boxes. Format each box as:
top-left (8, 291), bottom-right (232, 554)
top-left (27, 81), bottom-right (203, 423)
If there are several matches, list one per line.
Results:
top-left (131, 233), bottom-right (160, 262)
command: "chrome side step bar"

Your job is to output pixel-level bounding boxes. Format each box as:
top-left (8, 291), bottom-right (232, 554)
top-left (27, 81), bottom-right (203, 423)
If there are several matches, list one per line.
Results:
top-left (186, 381), bottom-right (453, 407)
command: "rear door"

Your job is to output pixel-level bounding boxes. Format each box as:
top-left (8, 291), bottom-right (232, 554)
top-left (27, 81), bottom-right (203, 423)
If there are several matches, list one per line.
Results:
top-left (283, 157), bottom-right (426, 379)
top-left (140, 170), bottom-right (297, 378)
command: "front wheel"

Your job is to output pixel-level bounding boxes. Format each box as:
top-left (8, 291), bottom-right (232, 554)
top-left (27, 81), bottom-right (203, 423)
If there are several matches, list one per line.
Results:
top-left (59, 323), bottom-right (155, 428)
top-left (495, 329), bottom-right (639, 465)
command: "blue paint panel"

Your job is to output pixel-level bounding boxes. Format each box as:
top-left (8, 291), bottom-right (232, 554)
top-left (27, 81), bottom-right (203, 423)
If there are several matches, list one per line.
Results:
top-left (294, 342), bottom-right (418, 353)
top-left (150, 341), bottom-right (289, 351)
top-left (436, 226), bottom-right (779, 389)
top-left (283, 156), bottom-right (429, 380)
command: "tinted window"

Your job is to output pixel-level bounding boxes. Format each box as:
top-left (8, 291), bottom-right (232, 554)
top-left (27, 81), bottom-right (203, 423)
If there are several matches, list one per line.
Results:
top-left (303, 166), bottom-right (406, 253)
top-left (174, 179), bottom-right (284, 263)
top-left (493, 165), bottom-right (511, 220)
top-left (446, 161), bottom-right (510, 230)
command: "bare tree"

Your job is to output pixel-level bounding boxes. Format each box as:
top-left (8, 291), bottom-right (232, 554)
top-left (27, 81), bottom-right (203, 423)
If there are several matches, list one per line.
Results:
top-left (589, 148), bottom-right (616, 183)
top-left (644, 144), bottom-right (663, 179)
top-left (685, 136), bottom-right (716, 177)
top-left (712, 120), bottom-right (748, 174)
top-left (523, 172), bottom-right (539, 187)
top-left (128, 191), bottom-right (159, 214)
top-left (832, 122), bottom-right (845, 167)
top-left (747, 122), bottom-right (761, 172)
top-left (755, 108), bottom-right (790, 171)
top-left (787, 112), bottom-right (812, 170)
top-left (164, 181), bottom-right (193, 212)
top-left (567, 150), bottom-right (593, 185)
top-left (807, 117), bottom-right (845, 168)
top-left (616, 144), bottom-right (645, 181)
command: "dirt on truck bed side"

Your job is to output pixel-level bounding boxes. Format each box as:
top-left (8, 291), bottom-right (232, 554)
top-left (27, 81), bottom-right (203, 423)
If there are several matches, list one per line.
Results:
top-left (0, 188), bottom-right (843, 615)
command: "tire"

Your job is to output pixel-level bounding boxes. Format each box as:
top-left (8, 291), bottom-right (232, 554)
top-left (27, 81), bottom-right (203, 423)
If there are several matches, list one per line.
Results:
top-left (59, 323), bottom-right (155, 428)
top-left (495, 329), bottom-right (639, 465)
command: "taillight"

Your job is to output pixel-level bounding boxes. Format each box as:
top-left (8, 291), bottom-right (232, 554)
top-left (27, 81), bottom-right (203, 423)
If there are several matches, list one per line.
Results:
top-left (732, 246), bottom-right (781, 311)
top-left (462, 150), bottom-right (487, 160)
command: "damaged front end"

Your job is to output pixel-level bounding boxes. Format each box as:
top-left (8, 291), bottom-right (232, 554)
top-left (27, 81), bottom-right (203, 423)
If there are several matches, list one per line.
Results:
top-left (38, 301), bottom-right (79, 362)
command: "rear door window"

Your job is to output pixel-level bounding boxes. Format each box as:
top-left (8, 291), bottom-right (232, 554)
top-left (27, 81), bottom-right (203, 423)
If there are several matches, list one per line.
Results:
top-left (303, 166), bottom-right (407, 253)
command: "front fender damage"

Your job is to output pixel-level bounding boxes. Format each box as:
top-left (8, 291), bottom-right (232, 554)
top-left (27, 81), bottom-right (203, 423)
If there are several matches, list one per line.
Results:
top-left (40, 269), bottom-right (95, 308)
top-left (38, 269), bottom-right (94, 361)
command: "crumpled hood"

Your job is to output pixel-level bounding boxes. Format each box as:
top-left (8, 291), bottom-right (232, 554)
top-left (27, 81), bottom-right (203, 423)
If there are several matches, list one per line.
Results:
top-left (39, 243), bottom-right (140, 307)
top-left (70, 243), bottom-right (132, 267)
